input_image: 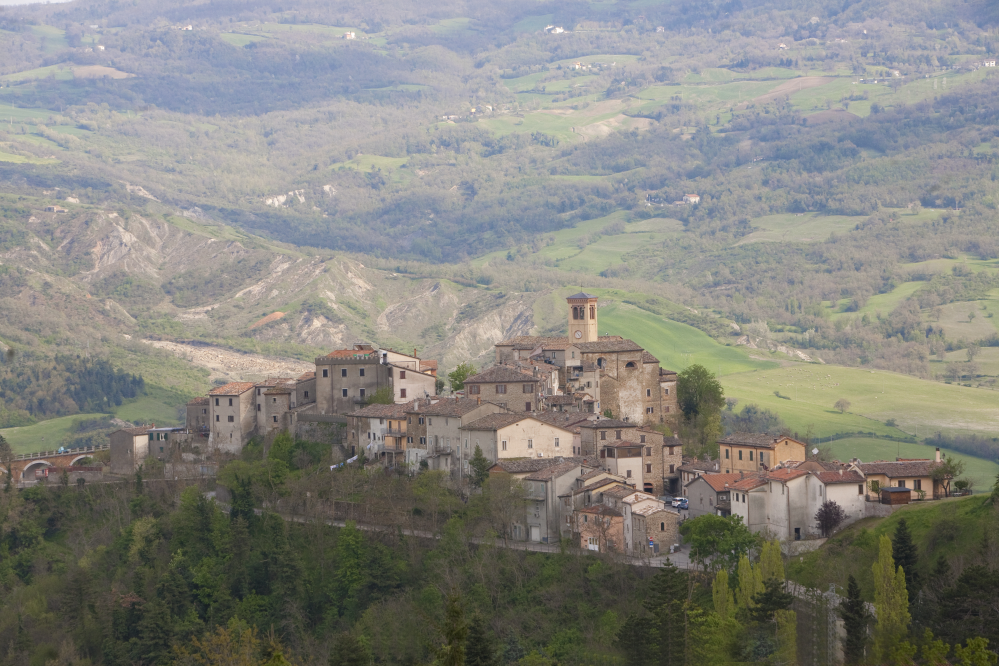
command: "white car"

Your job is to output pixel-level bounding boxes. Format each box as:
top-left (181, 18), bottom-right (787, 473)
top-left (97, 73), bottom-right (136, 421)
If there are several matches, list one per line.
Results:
top-left (671, 497), bottom-right (688, 508)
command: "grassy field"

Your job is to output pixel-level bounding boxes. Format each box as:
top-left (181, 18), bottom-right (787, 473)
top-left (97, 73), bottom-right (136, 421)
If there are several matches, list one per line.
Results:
top-left (597, 301), bottom-right (779, 376)
top-left (721, 364), bottom-right (999, 439)
top-left (1, 413), bottom-right (108, 454)
top-left (737, 208), bottom-right (941, 246)
top-left (823, 436), bottom-right (999, 490)
top-left (826, 281), bottom-right (925, 318)
top-left (930, 298), bottom-right (999, 340)
top-left (0, 64), bottom-right (74, 83)
top-left (114, 385), bottom-right (185, 426)
top-left (0, 150), bottom-right (59, 164)
top-left (787, 495), bottom-right (994, 597)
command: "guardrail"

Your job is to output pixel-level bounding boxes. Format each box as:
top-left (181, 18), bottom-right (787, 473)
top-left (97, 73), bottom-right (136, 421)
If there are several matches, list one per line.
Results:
top-left (14, 443), bottom-right (109, 462)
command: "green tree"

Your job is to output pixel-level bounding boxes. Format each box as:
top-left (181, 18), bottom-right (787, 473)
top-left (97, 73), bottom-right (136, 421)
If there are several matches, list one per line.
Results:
top-left (679, 514), bottom-right (758, 572)
top-left (268, 430), bottom-right (294, 466)
top-left (774, 609), bottom-right (797, 666)
top-left (330, 632), bottom-right (371, 666)
top-left (758, 540), bottom-right (785, 583)
top-left (712, 568), bottom-right (735, 619)
top-left (465, 614), bottom-right (496, 666)
top-left (952, 637), bottom-right (998, 666)
top-left (736, 554), bottom-right (763, 611)
top-left (433, 593), bottom-right (468, 666)
top-left (448, 363), bottom-right (477, 393)
top-left (892, 518), bottom-right (921, 602)
top-left (749, 579), bottom-right (794, 623)
top-left (0, 434), bottom-right (12, 493)
top-left (872, 534), bottom-right (910, 663)
top-left (644, 560), bottom-right (688, 666)
top-left (839, 575), bottom-right (870, 665)
top-left (835, 398), bottom-right (851, 414)
top-left (366, 386), bottom-right (394, 405)
top-left (676, 364), bottom-right (724, 419)
top-left (468, 445), bottom-right (491, 488)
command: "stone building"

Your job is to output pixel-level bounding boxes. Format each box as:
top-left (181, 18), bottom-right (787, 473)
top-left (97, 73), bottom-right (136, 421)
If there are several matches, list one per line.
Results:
top-left (718, 432), bottom-right (807, 474)
top-left (575, 504), bottom-right (624, 552)
top-left (208, 382), bottom-right (257, 452)
top-left (493, 292), bottom-right (677, 425)
top-left (464, 365), bottom-right (544, 412)
top-left (110, 427), bottom-right (151, 474)
top-left (405, 397), bottom-right (509, 478)
top-left (315, 344), bottom-right (437, 416)
top-left (460, 413), bottom-right (576, 463)
top-left (346, 401), bottom-right (418, 467)
top-left (186, 397), bottom-right (209, 437)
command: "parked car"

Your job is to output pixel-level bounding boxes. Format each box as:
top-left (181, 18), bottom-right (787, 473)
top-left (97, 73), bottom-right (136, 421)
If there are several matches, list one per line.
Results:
top-left (660, 494), bottom-right (675, 505)
top-left (677, 498), bottom-right (688, 510)
top-left (671, 496), bottom-right (687, 508)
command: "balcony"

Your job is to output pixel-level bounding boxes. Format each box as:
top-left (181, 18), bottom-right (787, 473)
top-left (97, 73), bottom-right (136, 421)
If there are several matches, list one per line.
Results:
top-left (385, 428), bottom-right (406, 437)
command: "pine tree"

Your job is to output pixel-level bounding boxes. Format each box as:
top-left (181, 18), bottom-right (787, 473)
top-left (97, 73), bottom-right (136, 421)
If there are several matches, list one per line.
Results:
top-left (643, 560), bottom-right (688, 666)
top-left (465, 614), bottom-right (496, 666)
top-left (892, 518), bottom-right (921, 602)
top-left (433, 593), bottom-right (468, 666)
top-left (749, 579), bottom-right (794, 623)
top-left (873, 534), bottom-right (910, 662)
top-left (839, 575), bottom-right (870, 665)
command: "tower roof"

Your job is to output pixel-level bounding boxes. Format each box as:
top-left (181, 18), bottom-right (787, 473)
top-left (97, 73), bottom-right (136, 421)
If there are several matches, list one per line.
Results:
top-left (567, 291), bottom-right (598, 300)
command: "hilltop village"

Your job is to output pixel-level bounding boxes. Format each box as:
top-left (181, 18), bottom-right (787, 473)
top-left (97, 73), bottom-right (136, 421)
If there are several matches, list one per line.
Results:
top-left (24, 292), bottom-right (954, 555)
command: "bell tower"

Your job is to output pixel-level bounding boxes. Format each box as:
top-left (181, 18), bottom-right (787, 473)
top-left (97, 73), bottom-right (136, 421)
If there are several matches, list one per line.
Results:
top-left (567, 292), bottom-right (599, 343)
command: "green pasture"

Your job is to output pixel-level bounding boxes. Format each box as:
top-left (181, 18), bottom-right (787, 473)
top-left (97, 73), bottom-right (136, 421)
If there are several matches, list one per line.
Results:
top-left (929, 297), bottom-right (999, 340)
top-left (29, 25), bottom-right (68, 52)
top-left (330, 154), bottom-right (408, 171)
top-left (512, 15), bottom-right (553, 33)
top-left (0, 103), bottom-right (54, 122)
top-left (597, 301), bottom-right (778, 376)
top-left (937, 345), bottom-right (999, 379)
top-left (721, 364), bottom-right (999, 439)
top-left (823, 281), bottom-right (924, 318)
top-left (0, 150), bottom-right (58, 164)
top-left (114, 384), bottom-right (185, 426)
top-left (738, 208), bottom-right (941, 246)
top-left (823, 436), bottom-right (999, 491)
top-left (1, 413), bottom-right (108, 454)
top-left (0, 64), bottom-right (74, 83)
top-left (220, 33), bottom-right (271, 47)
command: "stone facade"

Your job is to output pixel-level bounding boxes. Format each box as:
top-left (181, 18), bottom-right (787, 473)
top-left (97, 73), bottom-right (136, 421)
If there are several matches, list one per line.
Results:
top-left (405, 397), bottom-right (509, 478)
top-left (208, 382), bottom-right (257, 453)
top-left (461, 413), bottom-right (576, 463)
top-left (110, 427), bottom-right (151, 474)
top-left (464, 365), bottom-right (543, 412)
top-left (186, 397), bottom-right (209, 436)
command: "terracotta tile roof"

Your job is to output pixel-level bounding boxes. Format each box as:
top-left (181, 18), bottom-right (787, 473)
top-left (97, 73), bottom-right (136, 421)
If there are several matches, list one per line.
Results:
top-left (576, 337), bottom-right (644, 353)
top-left (857, 460), bottom-right (946, 478)
top-left (633, 504), bottom-right (678, 517)
top-left (346, 401), bottom-right (417, 419)
top-left (463, 413), bottom-right (572, 432)
top-left (603, 485), bottom-right (641, 499)
top-left (264, 386), bottom-right (292, 395)
top-left (730, 476), bottom-right (768, 490)
top-left (296, 371), bottom-right (315, 381)
top-left (813, 470), bottom-right (866, 484)
top-left (495, 335), bottom-right (571, 349)
top-left (767, 468), bottom-right (808, 482)
top-left (209, 382), bottom-right (256, 395)
top-left (579, 419), bottom-right (637, 429)
top-left (718, 432), bottom-right (803, 449)
top-left (523, 459), bottom-right (589, 481)
top-left (689, 473), bottom-right (744, 492)
top-left (464, 365), bottom-right (538, 384)
top-left (544, 395), bottom-right (577, 405)
top-left (255, 377), bottom-right (293, 387)
top-left (187, 397), bottom-right (209, 405)
top-left (324, 349), bottom-right (378, 359)
top-left (659, 368), bottom-right (677, 377)
top-left (407, 397), bottom-right (496, 417)
top-left (642, 350), bottom-right (660, 364)
top-left (532, 411), bottom-right (594, 431)
top-left (578, 504), bottom-right (622, 517)
top-left (420, 360), bottom-right (438, 371)
top-left (117, 426), bottom-right (151, 436)
top-left (491, 457), bottom-right (583, 474)
top-left (576, 478), bottom-right (629, 495)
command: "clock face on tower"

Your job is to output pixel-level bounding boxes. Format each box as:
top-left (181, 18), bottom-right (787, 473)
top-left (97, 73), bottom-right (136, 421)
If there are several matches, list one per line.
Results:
top-left (574, 330), bottom-right (582, 339)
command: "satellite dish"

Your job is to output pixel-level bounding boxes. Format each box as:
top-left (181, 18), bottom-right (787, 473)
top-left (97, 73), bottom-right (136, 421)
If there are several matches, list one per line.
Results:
top-left (812, 448), bottom-right (819, 455)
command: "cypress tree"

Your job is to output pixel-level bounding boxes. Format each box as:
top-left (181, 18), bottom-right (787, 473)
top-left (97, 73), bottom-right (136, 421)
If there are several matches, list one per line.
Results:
top-left (839, 575), bottom-right (870, 665)
top-left (892, 518), bottom-right (921, 601)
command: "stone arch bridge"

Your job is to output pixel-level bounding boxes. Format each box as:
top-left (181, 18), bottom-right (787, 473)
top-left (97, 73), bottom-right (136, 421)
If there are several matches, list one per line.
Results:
top-left (2, 444), bottom-right (109, 484)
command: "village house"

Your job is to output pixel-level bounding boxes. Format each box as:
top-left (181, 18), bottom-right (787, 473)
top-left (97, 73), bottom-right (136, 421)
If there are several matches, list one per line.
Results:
top-left (314, 344), bottom-right (437, 416)
top-left (490, 457), bottom-right (592, 543)
top-left (186, 397), bottom-right (209, 437)
top-left (683, 194), bottom-right (701, 204)
top-left (597, 486), bottom-right (676, 553)
top-left (464, 365), bottom-right (544, 412)
top-left (146, 427), bottom-right (187, 462)
top-left (718, 432), bottom-right (806, 473)
top-left (580, 419), bottom-right (638, 457)
top-left (254, 378), bottom-right (294, 433)
top-left (685, 473), bottom-right (744, 518)
top-left (678, 457), bottom-right (720, 486)
top-left (406, 397), bottom-right (509, 477)
top-left (857, 450), bottom-right (950, 499)
top-left (460, 413), bottom-right (576, 463)
top-left (533, 411), bottom-right (597, 455)
top-left (563, 469), bottom-right (630, 513)
top-left (575, 504), bottom-right (623, 552)
top-left (346, 400), bottom-right (418, 467)
top-left (494, 293), bottom-right (678, 424)
top-left (109, 426), bottom-right (150, 474)
top-left (208, 382), bottom-right (257, 452)
top-left (985, 60), bottom-right (996, 67)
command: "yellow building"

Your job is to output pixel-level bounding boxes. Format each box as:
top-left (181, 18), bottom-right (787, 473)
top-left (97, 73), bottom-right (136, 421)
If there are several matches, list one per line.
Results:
top-left (718, 433), bottom-right (806, 474)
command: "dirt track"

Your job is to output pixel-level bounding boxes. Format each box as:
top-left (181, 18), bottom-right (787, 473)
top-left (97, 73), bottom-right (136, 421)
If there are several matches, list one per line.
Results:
top-left (143, 339), bottom-right (313, 382)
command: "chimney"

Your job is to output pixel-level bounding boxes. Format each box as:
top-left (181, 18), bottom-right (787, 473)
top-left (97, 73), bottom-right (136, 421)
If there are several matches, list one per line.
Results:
top-left (839, 468), bottom-right (843, 476)
top-left (935, 447), bottom-right (941, 463)
top-left (477, 397), bottom-right (481, 405)
top-left (740, 470), bottom-right (744, 479)
top-left (413, 348), bottom-right (417, 358)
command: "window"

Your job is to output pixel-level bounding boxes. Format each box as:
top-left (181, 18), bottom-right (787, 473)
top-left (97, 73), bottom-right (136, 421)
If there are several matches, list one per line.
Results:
top-left (738, 450), bottom-right (743, 460)
top-left (257, 404), bottom-right (261, 412)
top-left (646, 447), bottom-right (652, 456)
top-left (528, 440), bottom-right (533, 449)
top-left (858, 484), bottom-right (864, 495)
top-left (257, 389), bottom-right (261, 396)
top-left (359, 388), bottom-right (366, 398)
top-left (202, 409), bottom-right (206, 414)
top-left (273, 416), bottom-right (278, 423)
top-left (665, 406), bottom-right (670, 413)
top-left (725, 449), bottom-right (730, 459)
top-left (400, 370), bottom-right (406, 379)
top-left (590, 305), bottom-right (595, 319)
top-left (304, 391), bottom-right (309, 399)
top-left (523, 384), bottom-right (533, 393)
top-left (227, 415), bottom-right (234, 423)
top-left (469, 385), bottom-right (480, 395)
top-left (341, 368), bottom-right (347, 377)
top-left (669, 464), bottom-right (675, 474)
top-left (572, 352), bottom-right (575, 358)
top-left (898, 480), bottom-right (906, 488)
top-left (342, 389), bottom-right (348, 397)
top-left (428, 418), bottom-right (432, 425)
top-left (401, 389), bottom-right (407, 398)
top-left (647, 388), bottom-right (652, 397)
top-left (615, 430), bottom-right (622, 440)
top-left (323, 369), bottom-right (329, 378)
top-left (626, 470), bottom-right (632, 478)
top-left (749, 451), bottom-right (754, 461)
top-left (600, 432), bottom-right (606, 440)
top-left (668, 446), bottom-right (675, 455)
top-left (660, 522), bottom-right (665, 531)
top-left (646, 464), bottom-right (652, 474)
top-left (525, 402), bottom-right (532, 412)
top-left (228, 398), bottom-right (233, 407)
top-left (408, 436), bottom-right (413, 444)
top-left (215, 415), bottom-right (220, 422)
top-left (502, 440), bottom-right (507, 451)
top-left (640, 435), bottom-right (646, 444)
top-left (555, 438), bottom-right (560, 448)
top-left (272, 397), bottom-right (277, 403)
top-left (647, 407), bottom-right (654, 414)
top-left (419, 417), bottom-right (425, 425)
top-left (625, 361), bottom-right (636, 368)
top-left (914, 479), bottom-right (922, 491)
top-left (496, 384), bottom-right (507, 394)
